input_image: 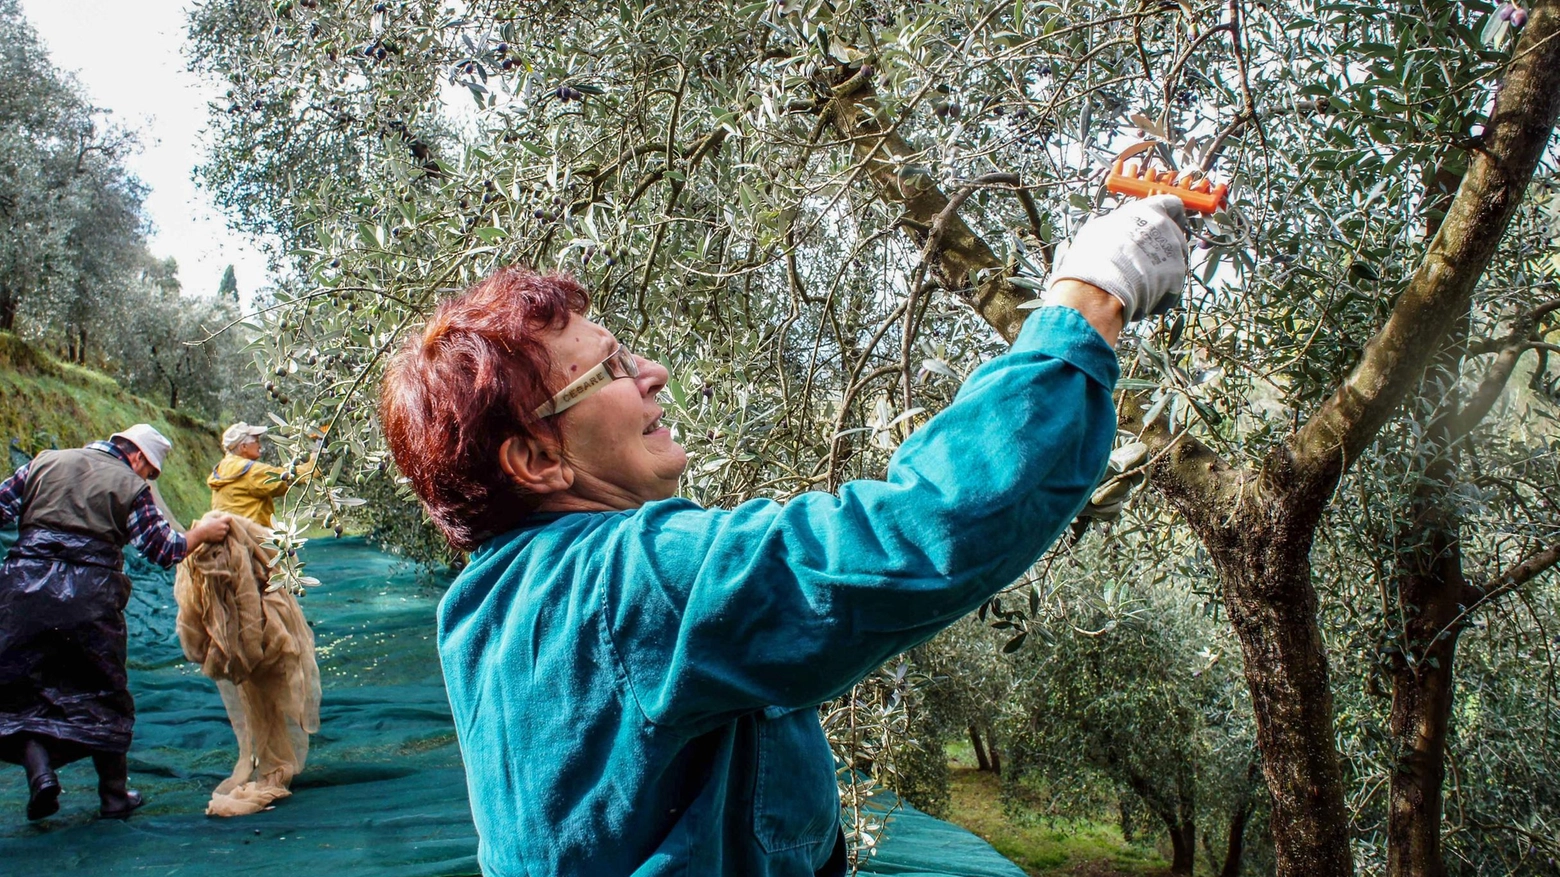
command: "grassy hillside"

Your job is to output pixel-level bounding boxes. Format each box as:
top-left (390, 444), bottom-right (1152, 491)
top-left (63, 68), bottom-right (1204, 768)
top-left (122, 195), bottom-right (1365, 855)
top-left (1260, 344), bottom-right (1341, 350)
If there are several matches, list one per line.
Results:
top-left (0, 332), bottom-right (221, 526)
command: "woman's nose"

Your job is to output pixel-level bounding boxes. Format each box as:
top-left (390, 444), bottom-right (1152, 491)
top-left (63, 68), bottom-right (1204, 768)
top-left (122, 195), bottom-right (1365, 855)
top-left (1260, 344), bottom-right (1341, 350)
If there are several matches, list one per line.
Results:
top-left (636, 356), bottom-right (670, 396)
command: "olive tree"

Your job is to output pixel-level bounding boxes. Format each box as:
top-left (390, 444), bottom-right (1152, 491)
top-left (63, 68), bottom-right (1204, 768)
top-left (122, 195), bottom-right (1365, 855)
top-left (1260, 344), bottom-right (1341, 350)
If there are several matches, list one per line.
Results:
top-left (0, 0), bottom-right (146, 344)
top-left (910, 526), bottom-right (1267, 876)
top-left (188, 1), bottom-right (1560, 874)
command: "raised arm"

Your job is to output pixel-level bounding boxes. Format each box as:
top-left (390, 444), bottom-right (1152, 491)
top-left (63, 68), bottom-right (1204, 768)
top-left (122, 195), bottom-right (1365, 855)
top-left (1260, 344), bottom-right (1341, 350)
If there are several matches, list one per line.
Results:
top-left (603, 304), bottom-right (1120, 730)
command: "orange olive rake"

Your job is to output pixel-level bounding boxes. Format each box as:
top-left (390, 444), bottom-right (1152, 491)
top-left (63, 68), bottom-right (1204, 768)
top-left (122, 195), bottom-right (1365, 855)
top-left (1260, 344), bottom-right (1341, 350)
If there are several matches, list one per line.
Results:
top-left (1104, 142), bottom-right (1229, 215)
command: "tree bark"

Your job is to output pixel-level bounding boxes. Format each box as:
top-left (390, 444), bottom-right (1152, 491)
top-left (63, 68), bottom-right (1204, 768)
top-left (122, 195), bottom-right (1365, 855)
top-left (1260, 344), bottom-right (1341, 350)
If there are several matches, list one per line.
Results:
top-left (968, 725), bottom-right (991, 772)
top-left (1383, 306), bottom-right (1471, 877)
top-left (1385, 562), bottom-right (1463, 877)
top-left (1220, 757), bottom-right (1261, 877)
top-left (1382, 284), bottom-right (1560, 876)
top-left (1221, 798), bottom-right (1253, 877)
top-left (1203, 510), bottom-right (1353, 877)
top-left (1159, 808), bottom-right (1197, 876)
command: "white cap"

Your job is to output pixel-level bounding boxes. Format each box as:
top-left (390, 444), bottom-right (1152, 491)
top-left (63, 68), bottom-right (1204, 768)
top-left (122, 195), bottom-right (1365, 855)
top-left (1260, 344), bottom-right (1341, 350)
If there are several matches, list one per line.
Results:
top-left (221, 422), bottom-right (269, 452)
top-left (110, 424), bottom-right (172, 475)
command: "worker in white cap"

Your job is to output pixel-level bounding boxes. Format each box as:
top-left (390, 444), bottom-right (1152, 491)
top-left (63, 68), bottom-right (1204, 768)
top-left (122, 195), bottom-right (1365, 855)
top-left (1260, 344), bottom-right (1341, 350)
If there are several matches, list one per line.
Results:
top-left (208, 422), bottom-right (316, 528)
top-left (191, 423), bottom-right (323, 818)
top-left (0, 424), bottom-right (230, 822)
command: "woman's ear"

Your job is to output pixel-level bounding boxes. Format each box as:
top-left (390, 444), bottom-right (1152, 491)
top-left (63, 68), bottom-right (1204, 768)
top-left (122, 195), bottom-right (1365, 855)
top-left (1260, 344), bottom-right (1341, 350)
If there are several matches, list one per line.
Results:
top-left (498, 434), bottom-right (572, 494)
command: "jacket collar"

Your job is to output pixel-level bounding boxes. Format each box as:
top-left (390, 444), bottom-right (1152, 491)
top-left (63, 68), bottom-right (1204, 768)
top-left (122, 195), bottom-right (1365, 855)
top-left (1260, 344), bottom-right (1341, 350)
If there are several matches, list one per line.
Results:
top-left (86, 440), bottom-right (133, 469)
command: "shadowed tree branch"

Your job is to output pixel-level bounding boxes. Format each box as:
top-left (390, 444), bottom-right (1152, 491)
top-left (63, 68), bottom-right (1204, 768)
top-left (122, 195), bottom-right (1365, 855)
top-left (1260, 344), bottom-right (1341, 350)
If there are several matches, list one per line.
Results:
top-left (1449, 298), bottom-right (1560, 436)
top-left (822, 67), bottom-right (1247, 524)
top-left (824, 71), bottom-right (1023, 339)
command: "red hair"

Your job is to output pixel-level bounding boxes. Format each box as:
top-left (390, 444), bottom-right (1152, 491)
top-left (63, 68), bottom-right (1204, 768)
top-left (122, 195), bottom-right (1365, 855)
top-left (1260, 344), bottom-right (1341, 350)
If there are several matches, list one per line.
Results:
top-left (380, 267), bottom-right (590, 551)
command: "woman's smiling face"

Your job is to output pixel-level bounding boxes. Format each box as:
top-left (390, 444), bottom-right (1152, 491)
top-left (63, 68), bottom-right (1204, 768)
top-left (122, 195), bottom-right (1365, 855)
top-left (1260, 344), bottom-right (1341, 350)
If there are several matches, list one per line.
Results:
top-left (539, 312), bottom-right (687, 510)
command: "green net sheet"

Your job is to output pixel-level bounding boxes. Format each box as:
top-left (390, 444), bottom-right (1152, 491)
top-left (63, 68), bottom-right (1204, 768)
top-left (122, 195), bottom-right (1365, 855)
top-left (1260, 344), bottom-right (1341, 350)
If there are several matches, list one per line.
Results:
top-left (857, 795), bottom-right (1026, 877)
top-left (0, 531), bottom-right (1023, 877)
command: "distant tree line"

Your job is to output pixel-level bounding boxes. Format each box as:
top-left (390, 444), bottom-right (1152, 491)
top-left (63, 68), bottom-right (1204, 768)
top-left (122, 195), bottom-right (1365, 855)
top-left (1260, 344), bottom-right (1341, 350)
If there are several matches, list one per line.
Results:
top-left (0, 0), bottom-right (262, 424)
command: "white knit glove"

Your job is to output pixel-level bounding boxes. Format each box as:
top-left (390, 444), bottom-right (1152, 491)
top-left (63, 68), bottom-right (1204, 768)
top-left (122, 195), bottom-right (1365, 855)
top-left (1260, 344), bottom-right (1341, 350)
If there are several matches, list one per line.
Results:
top-left (1049, 195), bottom-right (1190, 323)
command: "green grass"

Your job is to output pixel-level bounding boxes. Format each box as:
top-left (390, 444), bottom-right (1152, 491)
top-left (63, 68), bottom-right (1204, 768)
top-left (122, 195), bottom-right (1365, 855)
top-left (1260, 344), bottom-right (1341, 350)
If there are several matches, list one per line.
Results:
top-left (941, 744), bottom-right (1170, 877)
top-left (0, 332), bottom-right (221, 525)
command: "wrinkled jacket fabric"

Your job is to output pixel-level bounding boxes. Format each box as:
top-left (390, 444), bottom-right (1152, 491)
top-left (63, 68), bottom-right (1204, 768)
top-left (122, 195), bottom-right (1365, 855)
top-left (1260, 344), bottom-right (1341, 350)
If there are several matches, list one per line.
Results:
top-left (438, 307), bottom-right (1120, 877)
top-left (0, 528), bottom-right (137, 754)
top-left (208, 454), bottom-right (313, 528)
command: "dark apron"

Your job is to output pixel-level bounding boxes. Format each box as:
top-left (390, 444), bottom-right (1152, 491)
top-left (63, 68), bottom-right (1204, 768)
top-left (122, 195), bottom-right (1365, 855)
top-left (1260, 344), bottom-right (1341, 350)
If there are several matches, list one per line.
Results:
top-left (0, 527), bottom-right (135, 761)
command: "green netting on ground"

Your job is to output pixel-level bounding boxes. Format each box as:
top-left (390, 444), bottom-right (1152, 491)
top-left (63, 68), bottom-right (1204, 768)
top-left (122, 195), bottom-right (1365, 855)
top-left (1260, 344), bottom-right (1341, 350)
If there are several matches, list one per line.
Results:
top-left (857, 794), bottom-right (1026, 877)
top-left (0, 530), bottom-right (1023, 877)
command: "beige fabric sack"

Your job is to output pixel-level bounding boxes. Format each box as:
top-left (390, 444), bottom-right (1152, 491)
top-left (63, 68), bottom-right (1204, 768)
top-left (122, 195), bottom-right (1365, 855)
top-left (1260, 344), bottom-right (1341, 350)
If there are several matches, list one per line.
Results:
top-left (174, 516), bottom-right (322, 817)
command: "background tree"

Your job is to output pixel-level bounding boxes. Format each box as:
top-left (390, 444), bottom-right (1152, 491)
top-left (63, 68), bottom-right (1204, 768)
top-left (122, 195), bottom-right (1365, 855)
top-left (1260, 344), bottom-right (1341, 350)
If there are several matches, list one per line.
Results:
top-left (0, 0), bottom-right (265, 427)
top-left (38, 141), bottom-right (148, 364)
top-left (189, 1), bottom-right (1560, 874)
top-left (0, 0), bottom-right (272, 430)
top-left (100, 253), bottom-right (267, 421)
top-left (0, 0), bottom-right (135, 335)
top-left (218, 263), bottom-right (240, 301)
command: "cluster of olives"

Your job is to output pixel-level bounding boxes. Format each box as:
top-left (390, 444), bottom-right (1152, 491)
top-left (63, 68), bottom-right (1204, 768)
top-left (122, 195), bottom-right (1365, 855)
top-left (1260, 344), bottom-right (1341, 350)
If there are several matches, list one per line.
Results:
top-left (223, 82), bottom-right (279, 115)
top-left (930, 83), bottom-right (961, 120)
top-left (1496, 2), bottom-right (1529, 26)
top-left (264, 379), bottom-right (291, 406)
top-left (555, 85), bottom-right (585, 102)
top-left (495, 42), bottom-right (517, 71)
top-left (320, 516), bottom-right (345, 537)
top-left (525, 191), bottom-right (567, 223)
top-left (579, 246), bottom-right (619, 267)
top-left (454, 41), bottom-right (521, 78)
top-left (695, 49), bottom-right (731, 75)
top-left (458, 185), bottom-right (499, 212)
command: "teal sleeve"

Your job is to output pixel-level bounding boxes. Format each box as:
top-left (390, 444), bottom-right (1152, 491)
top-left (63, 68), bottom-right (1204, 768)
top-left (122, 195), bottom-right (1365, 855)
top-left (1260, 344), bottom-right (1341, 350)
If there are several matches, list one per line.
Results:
top-left (598, 306), bottom-right (1120, 732)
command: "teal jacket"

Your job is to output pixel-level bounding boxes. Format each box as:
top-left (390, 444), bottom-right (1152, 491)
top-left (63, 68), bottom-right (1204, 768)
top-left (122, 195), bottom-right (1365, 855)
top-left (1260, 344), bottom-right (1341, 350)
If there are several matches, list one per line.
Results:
top-left (437, 306), bottom-right (1119, 876)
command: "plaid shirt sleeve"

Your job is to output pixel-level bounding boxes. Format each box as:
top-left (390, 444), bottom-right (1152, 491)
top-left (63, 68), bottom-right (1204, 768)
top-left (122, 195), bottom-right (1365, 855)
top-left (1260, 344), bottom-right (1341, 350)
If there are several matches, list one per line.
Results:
top-left (125, 487), bottom-right (188, 568)
top-left (0, 462), bottom-right (28, 527)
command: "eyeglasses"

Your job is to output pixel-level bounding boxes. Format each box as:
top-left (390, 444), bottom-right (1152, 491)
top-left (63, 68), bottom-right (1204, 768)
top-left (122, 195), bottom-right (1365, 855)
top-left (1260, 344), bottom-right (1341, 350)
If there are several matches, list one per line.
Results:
top-left (532, 342), bottom-right (640, 418)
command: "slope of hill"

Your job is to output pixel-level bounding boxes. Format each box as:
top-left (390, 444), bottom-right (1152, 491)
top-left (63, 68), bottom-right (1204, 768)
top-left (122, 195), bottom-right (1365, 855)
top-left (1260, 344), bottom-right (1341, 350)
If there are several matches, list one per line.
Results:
top-left (0, 332), bottom-right (222, 526)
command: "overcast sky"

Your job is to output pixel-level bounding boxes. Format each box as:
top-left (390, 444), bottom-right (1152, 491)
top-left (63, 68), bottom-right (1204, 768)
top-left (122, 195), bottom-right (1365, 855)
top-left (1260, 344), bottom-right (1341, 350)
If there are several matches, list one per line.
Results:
top-left (19, 0), bottom-right (272, 307)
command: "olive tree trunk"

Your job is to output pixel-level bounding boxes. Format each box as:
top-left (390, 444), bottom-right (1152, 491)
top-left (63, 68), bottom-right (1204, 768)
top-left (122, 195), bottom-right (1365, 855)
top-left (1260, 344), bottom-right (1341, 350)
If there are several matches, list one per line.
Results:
top-left (1385, 290), bottom-right (1560, 877)
top-left (1209, 524), bottom-right (1349, 874)
top-left (1220, 788), bottom-right (1256, 877)
top-left (1159, 806), bottom-right (1197, 876)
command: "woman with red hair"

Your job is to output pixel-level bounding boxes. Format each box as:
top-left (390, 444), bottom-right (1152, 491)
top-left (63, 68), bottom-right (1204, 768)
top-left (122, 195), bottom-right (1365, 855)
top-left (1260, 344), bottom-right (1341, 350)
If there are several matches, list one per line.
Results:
top-left (380, 197), bottom-right (1189, 877)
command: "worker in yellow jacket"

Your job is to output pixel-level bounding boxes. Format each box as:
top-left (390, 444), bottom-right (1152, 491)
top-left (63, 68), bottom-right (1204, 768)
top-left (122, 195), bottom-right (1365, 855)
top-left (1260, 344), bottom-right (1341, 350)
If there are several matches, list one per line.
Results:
top-left (191, 423), bottom-right (322, 817)
top-left (208, 423), bottom-right (314, 528)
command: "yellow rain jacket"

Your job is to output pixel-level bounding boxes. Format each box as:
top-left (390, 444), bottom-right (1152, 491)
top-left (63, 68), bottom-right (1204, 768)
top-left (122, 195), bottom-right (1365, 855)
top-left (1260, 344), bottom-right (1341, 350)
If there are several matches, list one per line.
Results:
top-left (208, 454), bottom-right (314, 528)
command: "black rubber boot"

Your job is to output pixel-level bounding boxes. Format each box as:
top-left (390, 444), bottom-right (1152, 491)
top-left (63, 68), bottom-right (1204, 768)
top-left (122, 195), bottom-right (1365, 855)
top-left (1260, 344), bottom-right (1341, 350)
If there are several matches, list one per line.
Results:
top-left (93, 751), bottom-right (143, 819)
top-left (22, 738), bottom-right (61, 821)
